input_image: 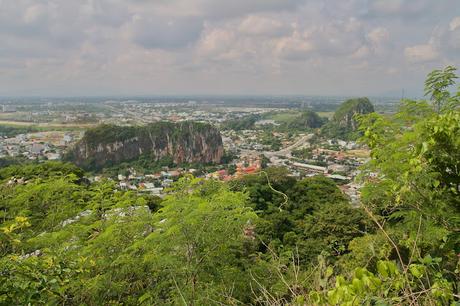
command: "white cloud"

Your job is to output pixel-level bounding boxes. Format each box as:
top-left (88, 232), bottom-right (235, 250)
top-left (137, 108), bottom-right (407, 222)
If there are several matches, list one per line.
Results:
top-left (306, 18), bottom-right (366, 56)
top-left (22, 3), bottom-right (47, 24)
top-left (0, 0), bottom-right (459, 96)
top-left (275, 31), bottom-right (315, 60)
top-left (197, 28), bottom-right (237, 57)
top-left (238, 15), bottom-right (290, 36)
top-left (196, 0), bottom-right (304, 18)
top-left (367, 0), bottom-right (440, 19)
top-left (124, 14), bottom-right (204, 49)
top-left (367, 27), bottom-right (389, 45)
top-left (449, 16), bottom-right (460, 31)
top-left (442, 18), bottom-right (460, 54)
top-left (351, 45), bottom-right (370, 59)
top-left (404, 44), bottom-right (439, 63)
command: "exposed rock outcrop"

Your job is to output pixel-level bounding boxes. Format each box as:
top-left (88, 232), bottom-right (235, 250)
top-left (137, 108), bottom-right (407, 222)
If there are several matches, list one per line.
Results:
top-left (66, 122), bottom-right (223, 169)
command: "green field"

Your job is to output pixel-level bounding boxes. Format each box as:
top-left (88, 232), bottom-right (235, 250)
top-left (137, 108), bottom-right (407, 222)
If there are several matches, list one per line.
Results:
top-left (316, 111), bottom-right (334, 119)
top-left (263, 111), bottom-right (300, 123)
top-left (0, 121), bottom-right (90, 138)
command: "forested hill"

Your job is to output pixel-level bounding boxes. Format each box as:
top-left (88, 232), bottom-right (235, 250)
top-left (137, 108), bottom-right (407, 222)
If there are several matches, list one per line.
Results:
top-left (287, 110), bottom-right (326, 129)
top-left (322, 97), bottom-right (375, 139)
top-left (65, 121), bottom-right (224, 170)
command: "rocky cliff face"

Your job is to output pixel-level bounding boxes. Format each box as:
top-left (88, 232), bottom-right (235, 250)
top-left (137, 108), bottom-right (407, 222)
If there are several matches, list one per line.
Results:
top-left (67, 122), bottom-right (224, 169)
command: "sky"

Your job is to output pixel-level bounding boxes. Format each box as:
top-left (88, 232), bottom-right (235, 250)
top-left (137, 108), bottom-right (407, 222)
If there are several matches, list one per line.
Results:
top-left (0, 0), bottom-right (459, 97)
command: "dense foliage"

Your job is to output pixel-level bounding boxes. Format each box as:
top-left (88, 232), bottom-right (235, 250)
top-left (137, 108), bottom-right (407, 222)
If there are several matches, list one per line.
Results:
top-left (312, 67), bottom-right (459, 304)
top-left (0, 163), bottom-right (368, 304)
top-left (322, 97), bottom-right (375, 140)
top-left (221, 114), bottom-right (260, 130)
top-left (1, 68), bottom-right (459, 305)
top-left (65, 121), bottom-right (222, 171)
top-left (260, 131), bottom-right (282, 151)
top-left (222, 111), bottom-right (326, 133)
top-left (230, 168), bottom-right (369, 263)
top-left (0, 125), bottom-right (39, 137)
top-left (74, 121), bottom-right (212, 147)
top-left (0, 156), bottom-right (30, 168)
top-left (286, 110), bottom-right (326, 130)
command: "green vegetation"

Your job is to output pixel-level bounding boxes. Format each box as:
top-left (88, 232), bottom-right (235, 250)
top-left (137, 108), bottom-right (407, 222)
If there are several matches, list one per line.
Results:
top-left (221, 114), bottom-right (260, 130)
top-left (99, 153), bottom-right (223, 178)
top-left (0, 125), bottom-right (39, 137)
top-left (263, 111), bottom-right (299, 123)
top-left (0, 161), bottom-right (84, 181)
top-left (286, 110), bottom-right (326, 130)
top-left (0, 120), bottom-right (93, 129)
top-left (260, 131), bottom-right (282, 151)
top-left (292, 147), bottom-right (313, 159)
top-left (0, 68), bottom-right (459, 304)
top-left (81, 121), bottom-right (213, 147)
top-left (316, 111), bottom-right (335, 119)
top-left (230, 168), bottom-right (369, 264)
top-left (82, 124), bottom-right (138, 146)
top-left (224, 110), bottom-right (326, 133)
top-left (306, 66), bottom-right (460, 305)
top-left (322, 97), bottom-right (375, 140)
top-left (66, 121), bottom-right (222, 171)
top-left (333, 97), bottom-right (374, 121)
top-left (99, 154), bottom-right (176, 177)
top-left (263, 110), bottom-right (327, 132)
top-left (0, 156), bottom-right (30, 168)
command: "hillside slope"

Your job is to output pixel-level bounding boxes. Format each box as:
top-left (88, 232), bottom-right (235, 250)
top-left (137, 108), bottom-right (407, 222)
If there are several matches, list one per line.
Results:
top-left (322, 97), bottom-right (375, 139)
top-left (66, 121), bottom-right (223, 169)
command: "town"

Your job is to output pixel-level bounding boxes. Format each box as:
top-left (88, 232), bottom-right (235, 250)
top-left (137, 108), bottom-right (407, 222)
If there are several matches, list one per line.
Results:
top-left (0, 97), bottom-right (384, 204)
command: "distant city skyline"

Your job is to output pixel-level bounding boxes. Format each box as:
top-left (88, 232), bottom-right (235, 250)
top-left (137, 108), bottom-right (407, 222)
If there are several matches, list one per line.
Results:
top-left (1, 0), bottom-right (459, 97)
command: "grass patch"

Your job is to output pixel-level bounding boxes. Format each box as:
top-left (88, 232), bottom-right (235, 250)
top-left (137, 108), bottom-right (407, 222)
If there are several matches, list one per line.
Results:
top-left (317, 112), bottom-right (334, 119)
top-left (263, 111), bottom-right (301, 123)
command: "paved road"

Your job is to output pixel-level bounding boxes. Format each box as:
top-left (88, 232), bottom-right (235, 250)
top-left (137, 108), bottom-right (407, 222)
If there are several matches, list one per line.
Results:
top-left (265, 134), bottom-right (313, 158)
top-left (239, 134), bottom-right (313, 159)
top-left (104, 104), bottom-right (151, 124)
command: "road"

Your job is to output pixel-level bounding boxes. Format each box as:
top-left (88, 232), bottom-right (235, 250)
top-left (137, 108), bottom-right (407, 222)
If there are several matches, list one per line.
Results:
top-left (104, 104), bottom-right (151, 124)
top-left (238, 133), bottom-right (313, 159)
top-left (0, 120), bottom-right (95, 129)
top-left (265, 134), bottom-right (313, 158)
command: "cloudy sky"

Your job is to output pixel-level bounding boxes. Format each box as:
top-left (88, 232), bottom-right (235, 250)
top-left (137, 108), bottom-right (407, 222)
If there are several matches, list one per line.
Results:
top-left (1, 0), bottom-right (459, 97)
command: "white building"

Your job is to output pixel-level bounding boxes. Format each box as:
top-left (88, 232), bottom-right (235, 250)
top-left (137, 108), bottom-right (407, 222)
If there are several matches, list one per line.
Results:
top-left (291, 162), bottom-right (327, 174)
top-left (2, 105), bottom-right (17, 112)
